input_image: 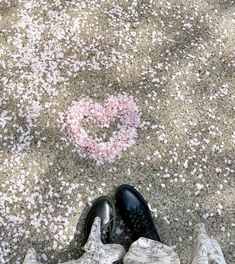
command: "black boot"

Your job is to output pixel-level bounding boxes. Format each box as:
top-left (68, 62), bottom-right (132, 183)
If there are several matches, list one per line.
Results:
top-left (116, 184), bottom-right (161, 242)
top-left (84, 196), bottom-right (116, 244)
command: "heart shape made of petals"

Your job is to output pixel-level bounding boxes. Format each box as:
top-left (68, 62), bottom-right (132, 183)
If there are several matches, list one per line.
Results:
top-left (63, 94), bottom-right (140, 164)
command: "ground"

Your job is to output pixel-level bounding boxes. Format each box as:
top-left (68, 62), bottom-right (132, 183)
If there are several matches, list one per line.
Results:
top-left (0, 0), bottom-right (234, 263)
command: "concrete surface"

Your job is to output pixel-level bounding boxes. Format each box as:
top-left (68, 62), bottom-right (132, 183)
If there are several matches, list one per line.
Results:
top-left (0, 0), bottom-right (234, 263)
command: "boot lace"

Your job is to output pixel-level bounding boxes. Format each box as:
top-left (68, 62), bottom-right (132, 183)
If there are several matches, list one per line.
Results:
top-left (129, 206), bottom-right (152, 236)
top-left (101, 218), bottom-right (113, 243)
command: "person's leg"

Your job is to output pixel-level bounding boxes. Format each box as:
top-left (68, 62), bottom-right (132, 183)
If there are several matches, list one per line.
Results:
top-left (23, 217), bottom-right (125, 264)
top-left (116, 184), bottom-right (180, 264)
top-left (123, 223), bottom-right (227, 264)
top-left (23, 197), bottom-right (126, 264)
top-left (123, 237), bottom-right (180, 264)
top-left (67, 216), bottom-right (125, 264)
top-left (190, 223), bottom-right (226, 264)
top-left (116, 184), bottom-right (226, 264)
top-left (23, 248), bottom-right (39, 264)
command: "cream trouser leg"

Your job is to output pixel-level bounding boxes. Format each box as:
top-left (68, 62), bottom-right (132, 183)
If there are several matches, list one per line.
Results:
top-left (123, 223), bottom-right (226, 264)
top-left (23, 218), bottom-right (226, 264)
top-left (23, 217), bottom-right (126, 264)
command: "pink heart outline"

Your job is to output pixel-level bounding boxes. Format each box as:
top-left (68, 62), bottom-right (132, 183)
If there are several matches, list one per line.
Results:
top-left (63, 94), bottom-right (140, 164)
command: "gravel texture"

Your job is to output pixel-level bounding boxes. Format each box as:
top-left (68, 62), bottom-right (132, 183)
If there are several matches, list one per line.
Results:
top-left (0, 0), bottom-right (234, 263)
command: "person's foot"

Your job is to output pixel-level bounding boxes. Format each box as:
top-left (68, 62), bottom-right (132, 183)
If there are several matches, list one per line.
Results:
top-left (84, 196), bottom-right (116, 244)
top-left (116, 184), bottom-right (161, 242)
